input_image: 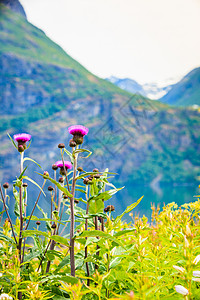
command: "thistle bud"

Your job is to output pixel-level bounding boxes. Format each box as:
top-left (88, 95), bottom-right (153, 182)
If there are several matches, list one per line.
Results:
top-left (18, 145), bottom-right (24, 152)
top-left (58, 177), bottom-right (64, 183)
top-left (104, 205), bottom-right (115, 212)
top-left (3, 182), bottom-right (9, 189)
top-left (43, 171), bottom-right (49, 178)
top-left (77, 167), bottom-right (83, 172)
top-left (36, 221), bottom-right (41, 226)
top-left (52, 164), bottom-right (58, 171)
top-left (51, 223), bottom-right (57, 229)
top-left (72, 134), bottom-right (83, 145)
top-left (83, 178), bottom-right (89, 185)
top-left (93, 168), bottom-right (99, 173)
top-left (48, 186), bottom-right (54, 191)
top-left (69, 139), bottom-right (76, 147)
top-left (58, 143), bottom-right (65, 149)
top-left (94, 174), bottom-right (101, 179)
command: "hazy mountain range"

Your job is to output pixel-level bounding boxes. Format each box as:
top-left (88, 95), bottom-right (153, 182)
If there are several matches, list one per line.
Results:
top-left (0, 0), bottom-right (199, 202)
top-left (106, 68), bottom-right (200, 106)
top-left (106, 76), bottom-right (174, 100)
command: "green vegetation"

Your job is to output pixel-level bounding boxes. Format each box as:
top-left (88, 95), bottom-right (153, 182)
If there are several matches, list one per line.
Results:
top-left (160, 68), bottom-right (200, 106)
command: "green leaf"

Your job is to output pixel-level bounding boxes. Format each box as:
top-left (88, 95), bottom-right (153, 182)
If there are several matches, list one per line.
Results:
top-left (36, 205), bottom-right (51, 231)
top-left (23, 250), bottom-right (41, 263)
top-left (18, 166), bottom-right (28, 180)
top-left (50, 235), bottom-right (69, 247)
top-left (22, 230), bottom-right (49, 238)
top-left (75, 188), bottom-right (86, 194)
top-left (22, 176), bottom-right (46, 196)
top-left (55, 256), bottom-right (70, 272)
top-left (7, 133), bottom-right (17, 149)
top-left (73, 148), bottom-right (92, 159)
top-left (89, 187), bottom-right (124, 202)
top-left (75, 171), bottom-right (117, 181)
top-left (114, 196), bottom-right (143, 226)
top-left (37, 173), bottom-right (72, 198)
top-left (76, 230), bottom-right (125, 248)
top-left (0, 233), bottom-right (16, 245)
top-left (23, 157), bottom-right (42, 169)
top-left (63, 148), bottom-right (74, 164)
top-left (40, 274), bottom-right (78, 285)
top-left (89, 198), bottom-right (104, 214)
top-left (13, 186), bottom-right (20, 217)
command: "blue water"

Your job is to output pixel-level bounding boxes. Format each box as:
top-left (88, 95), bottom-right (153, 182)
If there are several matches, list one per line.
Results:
top-left (2, 184), bottom-right (199, 230)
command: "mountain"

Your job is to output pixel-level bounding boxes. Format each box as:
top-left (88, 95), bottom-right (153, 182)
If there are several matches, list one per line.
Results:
top-left (106, 76), bottom-right (173, 100)
top-left (159, 68), bottom-right (200, 106)
top-left (0, 0), bottom-right (26, 17)
top-left (106, 76), bottom-right (145, 96)
top-left (0, 0), bottom-right (200, 197)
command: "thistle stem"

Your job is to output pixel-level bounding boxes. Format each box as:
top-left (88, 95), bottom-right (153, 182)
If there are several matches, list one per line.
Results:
top-left (25, 180), bottom-right (46, 230)
top-left (0, 185), bottom-right (17, 244)
top-left (18, 152), bottom-right (24, 263)
top-left (69, 147), bottom-right (78, 277)
top-left (84, 185), bottom-right (90, 285)
top-left (95, 216), bottom-right (100, 270)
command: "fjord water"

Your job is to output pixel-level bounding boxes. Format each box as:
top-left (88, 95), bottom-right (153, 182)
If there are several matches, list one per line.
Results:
top-left (4, 184), bottom-right (199, 228)
top-left (110, 184), bottom-right (199, 221)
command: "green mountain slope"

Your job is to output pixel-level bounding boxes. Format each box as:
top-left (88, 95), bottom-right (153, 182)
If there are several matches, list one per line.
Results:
top-left (160, 68), bottom-right (200, 106)
top-left (0, 1), bottom-right (200, 191)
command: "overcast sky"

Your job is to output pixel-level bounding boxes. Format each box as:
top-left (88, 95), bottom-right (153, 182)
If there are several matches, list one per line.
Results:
top-left (20, 0), bottom-right (200, 84)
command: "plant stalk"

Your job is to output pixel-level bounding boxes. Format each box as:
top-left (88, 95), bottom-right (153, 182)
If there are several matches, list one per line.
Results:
top-left (25, 180), bottom-right (46, 230)
top-left (18, 152), bottom-right (24, 263)
top-left (69, 148), bottom-right (78, 277)
top-left (84, 185), bottom-right (90, 285)
top-left (0, 185), bottom-right (17, 243)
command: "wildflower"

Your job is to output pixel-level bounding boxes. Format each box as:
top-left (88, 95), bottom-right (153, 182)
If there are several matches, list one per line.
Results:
top-left (193, 254), bottom-right (200, 265)
top-left (68, 125), bottom-right (89, 145)
top-left (0, 294), bottom-right (13, 300)
top-left (13, 133), bottom-right (31, 152)
top-left (174, 285), bottom-right (189, 296)
top-left (173, 265), bottom-right (185, 273)
top-left (193, 271), bottom-right (200, 277)
top-left (55, 160), bottom-right (72, 175)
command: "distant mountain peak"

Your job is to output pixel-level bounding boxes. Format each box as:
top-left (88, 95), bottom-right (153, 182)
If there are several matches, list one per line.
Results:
top-left (0, 0), bottom-right (26, 18)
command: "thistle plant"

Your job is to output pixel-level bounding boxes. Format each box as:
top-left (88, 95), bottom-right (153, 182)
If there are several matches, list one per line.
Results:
top-left (1, 127), bottom-right (200, 299)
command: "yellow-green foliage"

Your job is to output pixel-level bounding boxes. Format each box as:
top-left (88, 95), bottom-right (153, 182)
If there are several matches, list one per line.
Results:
top-left (1, 195), bottom-right (200, 299)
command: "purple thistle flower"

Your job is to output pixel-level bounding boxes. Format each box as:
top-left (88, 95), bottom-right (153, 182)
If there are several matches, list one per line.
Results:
top-left (68, 125), bottom-right (89, 136)
top-left (13, 133), bottom-right (31, 142)
top-left (55, 161), bottom-right (72, 170)
top-left (13, 133), bottom-right (31, 152)
top-left (68, 125), bottom-right (89, 145)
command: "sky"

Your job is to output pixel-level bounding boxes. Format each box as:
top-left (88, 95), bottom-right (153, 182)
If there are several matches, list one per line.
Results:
top-left (20, 0), bottom-right (200, 84)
